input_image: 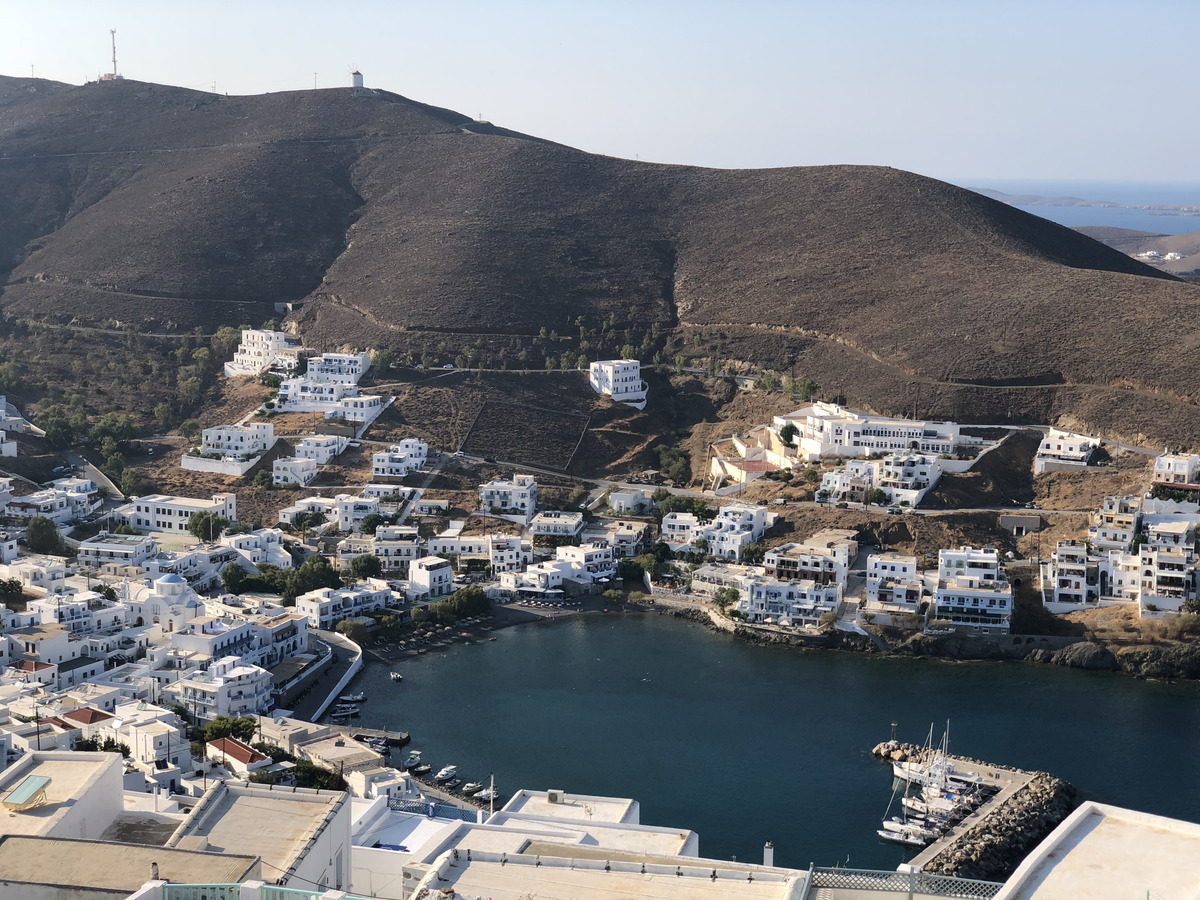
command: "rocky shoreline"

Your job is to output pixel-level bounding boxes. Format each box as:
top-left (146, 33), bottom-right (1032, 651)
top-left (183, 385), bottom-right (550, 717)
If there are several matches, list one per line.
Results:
top-left (642, 596), bottom-right (1200, 682)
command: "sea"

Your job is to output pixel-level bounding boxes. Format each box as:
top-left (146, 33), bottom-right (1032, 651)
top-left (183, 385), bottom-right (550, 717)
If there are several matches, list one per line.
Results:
top-left (346, 612), bottom-right (1200, 872)
top-left (955, 179), bottom-right (1200, 235)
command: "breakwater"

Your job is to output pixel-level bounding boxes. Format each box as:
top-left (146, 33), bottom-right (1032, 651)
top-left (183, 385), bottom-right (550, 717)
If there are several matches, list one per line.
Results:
top-left (871, 742), bottom-right (1077, 882)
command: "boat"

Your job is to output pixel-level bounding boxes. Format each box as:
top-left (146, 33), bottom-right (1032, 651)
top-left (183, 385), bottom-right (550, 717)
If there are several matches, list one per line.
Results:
top-left (412, 763), bottom-right (432, 776)
top-left (475, 788), bottom-right (498, 802)
top-left (877, 829), bottom-right (927, 847)
top-left (434, 765), bottom-right (458, 782)
top-left (444, 777), bottom-right (461, 789)
top-left (333, 705), bottom-right (360, 715)
top-left (461, 782), bottom-right (483, 794)
top-left (339, 692), bottom-right (366, 703)
top-left (390, 672), bottom-right (403, 682)
top-left (403, 751), bottom-right (422, 769)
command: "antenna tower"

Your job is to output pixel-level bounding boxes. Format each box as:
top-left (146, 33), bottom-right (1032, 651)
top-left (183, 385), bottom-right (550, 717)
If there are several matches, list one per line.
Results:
top-left (110, 29), bottom-right (118, 78)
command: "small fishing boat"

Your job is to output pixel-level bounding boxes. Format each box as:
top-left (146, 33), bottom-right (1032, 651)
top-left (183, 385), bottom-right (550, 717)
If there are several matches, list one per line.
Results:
top-left (461, 782), bottom-right (483, 794)
top-left (339, 692), bottom-right (367, 703)
top-left (403, 751), bottom-right (422, 769)
top-left (475, 788), bottom-right (498, 802)
top-left (333, 705), bottom-right (360, 715)
top-left (444, 777), bottom-right (461, 789)
top-left (390, 672), bottom-right (403, 682)
top-left (434, 765), bottom-right (458, 783)
top-left (877, 829), bottom-right (927, 847)
top-left (412, 763), bottom-right (432, 776)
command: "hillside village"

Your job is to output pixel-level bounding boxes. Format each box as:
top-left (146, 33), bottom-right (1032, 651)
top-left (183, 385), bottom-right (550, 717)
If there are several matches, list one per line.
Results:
top-left (0, 326), bottom-right (1195, 897)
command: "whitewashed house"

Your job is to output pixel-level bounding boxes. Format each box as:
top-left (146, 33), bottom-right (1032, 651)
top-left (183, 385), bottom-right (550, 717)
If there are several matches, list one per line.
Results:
top-left (1153, 452), bottom-right (1200, 486)
top-left (294, 582), bottom-right (391, 629)
top-left (555, 542), bottom-right (616, 583)
top-left (372, 440), bottom-right (428, 481)
top-left (736, 576), bottom-right (842, 627)
top-left (774, 401), bottom-right (961, 462)
top-left (305, 351), bottom-right (371, 384)
top-left (1034, 428), bottom-right (1099, 474)
top-left (336, 493), bottom-right (381, 532)
top-left (530, 510), bottom-right (585, 538)
top-left (589, 359), bottom-right (648, 408)
top-left (933, 546), bottom-right (1012, 634)
top-left (225, 329), bottom-right (299, 377)
top-left (277, 496), bottom-right (338, 527)
top-left (410, 556), bottom-right (453, 598)
top-left (76, 532), bottom-right (157, 570)
top-left (295, 434), bottom-right (349, 464)
top-left (764, 529), bottom-right (858, 585)
top-left (862, 553), bottom-right (925, 624)
top-left (116, 492), bottom-right (237, 534)
top-left (479, 474), bottom-right (539, 524)
top-left (273, 456), bottom-right (319, 486)
top-left (162, 656), bottom-right (274, 723)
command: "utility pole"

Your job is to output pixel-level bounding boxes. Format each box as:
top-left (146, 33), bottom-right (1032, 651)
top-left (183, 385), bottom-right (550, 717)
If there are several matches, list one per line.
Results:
top-left (314, 72), bottom-right (318, 89)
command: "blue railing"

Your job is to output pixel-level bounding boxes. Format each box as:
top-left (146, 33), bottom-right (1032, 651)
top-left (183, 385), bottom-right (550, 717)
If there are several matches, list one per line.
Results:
top-left (162, 886), bottom-right (240, 900)
top-left (260, 887), bottom-right (372, 900)
top-left (389, 796), bottom-right (480, 822)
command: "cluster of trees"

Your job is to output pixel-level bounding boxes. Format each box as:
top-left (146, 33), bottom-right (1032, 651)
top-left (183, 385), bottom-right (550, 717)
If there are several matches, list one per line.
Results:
top-left (201, 715), bottom-right (258, 743)
top-left (24, 516), bottom-right (65, 555)
top-left (221, 554), bottom-right (343, 603)
top-left (654, 493), bottom-right (713, 521)
top-left (73, 736), bottom-right (131, 756)
top-left (413, 584), bottom-right (490, 626)
top-left (656, 447), bottom-right (691, 484)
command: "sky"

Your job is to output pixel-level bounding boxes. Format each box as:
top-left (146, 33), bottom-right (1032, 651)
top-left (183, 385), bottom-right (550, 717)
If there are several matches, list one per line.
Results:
top-left (3, 0), bottom-right (1198, 186)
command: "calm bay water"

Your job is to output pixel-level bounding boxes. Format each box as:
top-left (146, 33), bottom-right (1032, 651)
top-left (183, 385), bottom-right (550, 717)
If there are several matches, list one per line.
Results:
top-left (348, 613), bottom-right (1200, 871)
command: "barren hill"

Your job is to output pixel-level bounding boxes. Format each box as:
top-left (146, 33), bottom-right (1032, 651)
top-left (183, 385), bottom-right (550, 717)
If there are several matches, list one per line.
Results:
top-left (3, 75), bottom-right (1200, 445)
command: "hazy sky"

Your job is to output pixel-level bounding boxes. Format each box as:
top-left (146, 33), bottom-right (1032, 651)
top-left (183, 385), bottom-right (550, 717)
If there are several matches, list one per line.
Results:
top-left (3, 0), bottom-right (1197, 184)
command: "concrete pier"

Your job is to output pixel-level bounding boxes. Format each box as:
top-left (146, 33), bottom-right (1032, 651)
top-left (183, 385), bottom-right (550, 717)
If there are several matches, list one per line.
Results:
top-left (906, 756), bottom-right (1033, 870)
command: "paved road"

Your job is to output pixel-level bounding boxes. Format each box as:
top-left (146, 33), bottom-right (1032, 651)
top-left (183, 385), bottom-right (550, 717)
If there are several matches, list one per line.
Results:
top-left (287, 629), bottom-right (362, 722)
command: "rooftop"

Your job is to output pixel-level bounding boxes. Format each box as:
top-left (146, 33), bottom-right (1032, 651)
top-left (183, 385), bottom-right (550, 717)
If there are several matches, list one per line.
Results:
top-left (0, 835), bottom-right (258, 893)
top-left (502, 789), bottom-right (638, 825)
top-left (0, 752), bottom-right (120, 837)
top-left (996, 802), bottom-right (1200, 900)
top-left (166, 782), bottom-right (345, 876)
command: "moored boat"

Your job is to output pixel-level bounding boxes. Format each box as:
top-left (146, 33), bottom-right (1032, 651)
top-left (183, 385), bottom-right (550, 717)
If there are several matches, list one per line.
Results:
top-left (461, 782), bottom-right (483, 794)
top-left (339, 692), bottom-right (367, 703)
top-left (403, 751), bottom-right (422, 769)
top-left (877, 828), bottom-right (927, 847)
top-left (434, 765), bottom-right (458, 782)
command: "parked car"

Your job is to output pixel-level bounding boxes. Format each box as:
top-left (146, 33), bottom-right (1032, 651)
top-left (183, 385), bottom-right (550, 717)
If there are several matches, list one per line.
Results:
top-left (887, 507), bottom-right (902, 515)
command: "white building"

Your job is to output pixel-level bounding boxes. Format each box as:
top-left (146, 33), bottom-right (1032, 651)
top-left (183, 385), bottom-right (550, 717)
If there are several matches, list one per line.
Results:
top-left (764, 529), bottom-right (859, 585)
top-left (736, 576), bottom-right (842, 627)
top-left (337, 493), bottom-right (381, 532)
top-left (589, 359), bottom-right (648, 408)
top-left (874, 452), bottom-right (943, 506)
top-left (372, 439), bottom-right (428, 480)
top-left (306, 351), bottom-right (371, 384)
top-left (294, 581), bottom-right (391, 629)
top-left (278, 495), bottom-right (338, 527)
top-left (295, 434), bottom-right (349, 464)
top-left (1034, 428), bottom-right (1099, 474)
top-left (663, 504), bottom-right (775, 561)
top-left (933, 546), bottom-right (1012, 634)
top-left (530, 510), bottom-right (585, 538)
top-left (218, 528), bottom-right (294, 571)
top-left (224, 329), bottom-right (298, 377)
top-left (7, 489), bottom-right (73, 524)
top-left (1153, 451), bottom-right (1200, 486)
top-left (277, 377), bottom-right (357, 411)
top-left (331, 393), bottom-right (384, 423)
top-left (1088, 496), bottom-right (1142, 552)
top-left (197, 422), bottom-right (276, 458)
top-left (76, 532), bottom-right (158, 570)
top-left (862, 553), bottom-right (925, 624)
top-left (410, 556), bottom-right (453, 598)
top-left (162, 655), bottom-right (274, 722)
top-left (273, 456), bottom-right (319, 486)
top-left (555, 541), bottom-right (616, 583)
top-left (336, 524), bottom-right (423, 574)
top-left (608, 487), bottom-right (649, 514)
top-left (116, 492), bottom-right (237, 534)
top-left (774, 401), bottom-right (961, 462)
top-left (480, 474), bottom-right (539, 524)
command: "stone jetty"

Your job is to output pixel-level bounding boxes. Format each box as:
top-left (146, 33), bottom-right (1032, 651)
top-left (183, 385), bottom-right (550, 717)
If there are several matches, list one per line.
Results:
top-left (872, 741), bottom-right (1077, 882)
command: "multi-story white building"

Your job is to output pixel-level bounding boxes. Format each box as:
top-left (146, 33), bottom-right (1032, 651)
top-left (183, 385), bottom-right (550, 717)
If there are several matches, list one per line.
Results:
top-left (331, 393), bottom-right (384, 423)
top-left (555, 542), bottom-right (616, 583)
top-left (764, 529), bottom-right (859, 585)
top-left (480, 474), bottom-right (539, 524)
top-left (225, 329), bottom-right (299, 377)
top-left (1088, 496), bottom-right (1142, 552)
top-left (336, 493), bottom-right (381, 532)
top-left (410, 556), bottom-right (453, 598)
top-left (305, 351), bottom-right (371, 384)
top-left (862, 553), bottom-right (925, 623)
top-left (76, 532), bottom-right (158, 570)
top-left (116, 492), bottom-right (237, 534)
top-left (1137, 544), bottom-right (1194, 613)
top-left (774, 401), bottom-right (961, 462)
top-left (0, 555), bottom-right (70, 595)
top-left (336, 525), bottom-right (422, 574)
top-left (218, 528), bottom-right (294, 571)
top-left (273, 456), bottom-right (319, 486)
top-left (589, 359), bottom-right (648, 408)
top-left (1153, 452), bottom-right (1200, 487)
top-left (278, 496), bottom-right (338, 527)
top-left (1034, 428), bottom-right (1099, 475)
top-left (372, 440), bottom-right (428, 481)
top-left (933, 546), bottom-right (1012, 634)
top-left (7, 489), bottom-right (73, 524)
top-left (277, 377), bottom-right (356, 411)
top-left (736, 576), bottom-right (842, 627)
top-left (294, 582), bottom-right (392, 630)
top-left (1043, 540), bottom-right (1099, 608)
top-left (661, 512), bottom-right (701, 545)
top-left (162, 656), bottom-right (274, 723)
top-left (196, 423), bottom-right (276, 459)
top-left (530, 510), bottom-right (585, 538)
top-left (294, 434), bottom-right (349, 464)
top-left (701, 504), bottom-right (775, 560)
top-left (875, 453), bottom-right (943, 506)
top-left (171, 616), bottom-right (258, 663)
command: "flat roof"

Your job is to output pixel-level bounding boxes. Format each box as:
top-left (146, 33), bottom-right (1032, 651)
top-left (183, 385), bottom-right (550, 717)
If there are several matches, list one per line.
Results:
top-left (488, 811), bottom-right (696, 857)
top-left (0, 835), bottom-right (257, 891)
top-left (0, 753), bottom-right (119, 837)
top-left (167, 782), bottom-right (344, 876)
top-left (997, 802), bottom-right (1200, 900)
top-left (502, 790), bottom-right (637, 825)
top-left (410, 853), bottom-right (799, 900)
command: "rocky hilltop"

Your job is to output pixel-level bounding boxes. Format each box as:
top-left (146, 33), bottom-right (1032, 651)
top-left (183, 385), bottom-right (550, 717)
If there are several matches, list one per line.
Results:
top-left (3, 75), bottom-right (1200, 444)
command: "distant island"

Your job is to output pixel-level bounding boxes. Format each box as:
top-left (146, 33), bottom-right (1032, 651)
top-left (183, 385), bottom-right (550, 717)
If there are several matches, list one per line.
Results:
top-left (973, 187), bottom-right (1200, 216)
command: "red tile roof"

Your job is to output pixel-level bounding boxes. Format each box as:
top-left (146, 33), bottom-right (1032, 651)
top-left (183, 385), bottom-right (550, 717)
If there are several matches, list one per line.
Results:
top-left (10, 660), bottom-right (54, 672)
top-left (208, 736), bottom-right (268, 766)
top-left (62, 707), bottom-right (116, 725)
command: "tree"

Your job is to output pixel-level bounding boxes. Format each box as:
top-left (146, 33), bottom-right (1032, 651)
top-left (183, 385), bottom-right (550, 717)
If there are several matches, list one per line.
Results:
top-left (754, 371), bottom-right (781, 392)
top-left (153, 402), bottom-right (173, 429)
top-left (336, 618), bottom-right (369, 645)
top-left (360, 513), bottom-right (386, 535)
top-left (779, 423), bottom-right (798, 444)
top-left (372, 349), bottom-right (395, 371)
top-left (0, 578), bottom-right (24, 599)
top-left (350, 554), bottom-right (383, 581)
top-left (867, 488), bottom-right (890, 506)
top-left (179, 419), bottom-right (201, 440)
top-left (202, 715), bottom-right (257, 743)
top-left (714, 587), bottom-right (741, 610)
top-left (222, 562), bottom-right (248, 594)
top-left (693, 537), bottom-right (710, 554)
top-left (253, 469), bottom-right (272, 490)
top-left (188, 512), bottom-right (230, 542)
top-left (119, 468), bottom-right (144, 498)
top-left (24, 517), bottom-right (62, 554)
top-left (742, 542), bottom-right (766, 565)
